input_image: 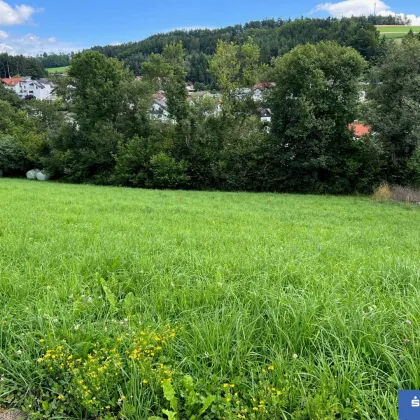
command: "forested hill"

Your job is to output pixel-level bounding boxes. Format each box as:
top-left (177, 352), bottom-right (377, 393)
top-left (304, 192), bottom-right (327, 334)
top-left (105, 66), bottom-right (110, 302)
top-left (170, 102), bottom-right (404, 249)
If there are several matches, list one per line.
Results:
top-left (0, 16), bottom-right (397, 82)
top-left (90, 17), bottom-right (381, 82)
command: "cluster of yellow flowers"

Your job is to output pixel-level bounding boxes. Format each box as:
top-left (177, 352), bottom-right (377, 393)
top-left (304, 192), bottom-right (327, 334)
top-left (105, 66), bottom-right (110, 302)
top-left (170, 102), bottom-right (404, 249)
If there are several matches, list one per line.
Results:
top-left (251, 397), bottom-right (268, 414)
top-left (36, 326), bottom-right (178, 416)
top-left (38, 340), bottom-right (123, 414)
top-left (127, 327), bottom-right (176, 363)
top-left (217, 364), bottom-right (287, 419)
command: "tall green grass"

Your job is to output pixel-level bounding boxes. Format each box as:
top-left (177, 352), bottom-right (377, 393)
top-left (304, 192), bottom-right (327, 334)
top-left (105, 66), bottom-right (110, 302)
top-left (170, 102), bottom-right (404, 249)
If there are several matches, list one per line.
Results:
top-left (46, 66), bottom-right (70, 74)
top-left (376, 25), bottom-right (420, 39)
top-left (1, 179), bottom-right (419, 418)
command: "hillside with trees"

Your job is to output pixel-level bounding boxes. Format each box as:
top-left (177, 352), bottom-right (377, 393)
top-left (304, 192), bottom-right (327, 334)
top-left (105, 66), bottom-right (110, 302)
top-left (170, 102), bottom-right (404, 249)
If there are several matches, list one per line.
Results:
top-left (91, 17), bottom-right (381, 85)
top-left (2, 15), bottom-right (405, 83)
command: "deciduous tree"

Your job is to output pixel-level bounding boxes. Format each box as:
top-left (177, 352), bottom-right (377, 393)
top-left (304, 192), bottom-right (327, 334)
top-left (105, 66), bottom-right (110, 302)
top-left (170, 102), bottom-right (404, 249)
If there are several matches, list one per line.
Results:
top-left (269, 41), bottom-right (367, 193)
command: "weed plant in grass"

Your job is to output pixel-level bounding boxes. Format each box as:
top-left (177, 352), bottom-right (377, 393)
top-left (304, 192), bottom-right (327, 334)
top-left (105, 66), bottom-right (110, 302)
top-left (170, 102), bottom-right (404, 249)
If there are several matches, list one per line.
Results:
top-left (1, 179), bottom-right (420, 419)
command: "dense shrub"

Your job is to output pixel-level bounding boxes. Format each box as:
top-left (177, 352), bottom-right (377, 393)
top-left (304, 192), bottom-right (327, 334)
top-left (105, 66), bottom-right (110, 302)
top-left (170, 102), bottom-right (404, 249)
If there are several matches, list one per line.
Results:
top-left (407, 146), bottom-right (420, 187)
top-left (0, 135), bottom-right (26, 173)
top-left (147, 152), bottom-right (190, 189)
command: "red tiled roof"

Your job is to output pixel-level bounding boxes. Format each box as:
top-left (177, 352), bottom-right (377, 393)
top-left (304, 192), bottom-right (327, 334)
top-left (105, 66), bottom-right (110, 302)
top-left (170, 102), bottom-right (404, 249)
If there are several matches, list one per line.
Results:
top-left (253, 82), bottom-right (276, 90)
top-left (348, 123), bottom-right (372, 137)
top-left (1, 77), bottom-right (25, 87)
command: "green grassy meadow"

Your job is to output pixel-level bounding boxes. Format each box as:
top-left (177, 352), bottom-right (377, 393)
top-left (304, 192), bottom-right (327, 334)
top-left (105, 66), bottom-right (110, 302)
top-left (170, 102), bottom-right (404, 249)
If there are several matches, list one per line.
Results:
top-left (46, 66), bottom-right (71, 74)
top-left (1, 179), bottom-right (420, 419)
top-left (377, 25), bottom-right (420, 39)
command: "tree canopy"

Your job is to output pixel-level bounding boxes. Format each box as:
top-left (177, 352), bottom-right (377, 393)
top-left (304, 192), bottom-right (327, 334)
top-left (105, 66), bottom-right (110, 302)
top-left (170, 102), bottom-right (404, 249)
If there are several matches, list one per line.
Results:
top-left (90, 17), bottom-right (380, 86)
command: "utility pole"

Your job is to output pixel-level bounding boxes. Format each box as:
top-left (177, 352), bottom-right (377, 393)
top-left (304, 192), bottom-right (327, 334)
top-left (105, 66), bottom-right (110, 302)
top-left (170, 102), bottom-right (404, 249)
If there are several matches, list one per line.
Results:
top-left (374, 0), bottom-right (377, 16)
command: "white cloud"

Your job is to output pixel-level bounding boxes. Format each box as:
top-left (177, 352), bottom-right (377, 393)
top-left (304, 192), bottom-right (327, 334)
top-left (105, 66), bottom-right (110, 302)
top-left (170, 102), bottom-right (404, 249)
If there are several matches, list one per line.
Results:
top-left (0, 2), bottom-right (81, 56)
top-left (312, 0), bottom-right (420, 25)
top-left (0, 0), bottom-right (37, 25)
top-left (0, 43), bottom-right (13, 52)
top-left (0, 33), bottom-right (82, 55)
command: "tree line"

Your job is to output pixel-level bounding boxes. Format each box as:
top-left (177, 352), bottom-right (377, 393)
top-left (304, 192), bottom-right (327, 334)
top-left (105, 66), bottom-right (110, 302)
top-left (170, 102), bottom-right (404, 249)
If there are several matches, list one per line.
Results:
top-left (36, 53), bottom-right (74, 69)
top-left (91, 17), bottom-right (383, 87)
top-left (0, 54), bottom-right (45, 79)
top-left (1, 33), bottom-right (419, 194)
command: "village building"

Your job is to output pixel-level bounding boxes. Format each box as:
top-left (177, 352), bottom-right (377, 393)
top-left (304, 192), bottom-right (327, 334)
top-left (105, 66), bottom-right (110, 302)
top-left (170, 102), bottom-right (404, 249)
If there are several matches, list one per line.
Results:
top-left (1, 77), bottom-right (56, 101)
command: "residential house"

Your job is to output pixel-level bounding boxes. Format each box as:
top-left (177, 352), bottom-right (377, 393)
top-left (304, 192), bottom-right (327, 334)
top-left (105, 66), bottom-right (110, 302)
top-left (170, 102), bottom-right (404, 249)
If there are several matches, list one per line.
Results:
top-left (149, 91), bottom-right (171, 121)
top-left (1, 77), bottom-right (25, 95)
top-left (186, 82), bottom-right (195, 93)
top-left (1, 77), bottom-right (56, 101)
top-left (253, 82), bottom-right (276, 101)
top-left (260, 108), bottom-right (272, 123)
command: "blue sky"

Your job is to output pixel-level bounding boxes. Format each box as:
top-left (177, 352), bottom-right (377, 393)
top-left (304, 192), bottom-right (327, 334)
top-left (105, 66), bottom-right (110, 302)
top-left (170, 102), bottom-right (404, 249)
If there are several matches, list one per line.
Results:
top-left (0, 0), bottom-right (419, 55)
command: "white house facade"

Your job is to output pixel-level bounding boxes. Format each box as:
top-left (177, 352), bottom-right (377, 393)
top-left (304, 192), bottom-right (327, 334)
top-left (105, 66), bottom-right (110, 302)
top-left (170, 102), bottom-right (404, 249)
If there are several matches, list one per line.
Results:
top-left (1, 77), bottom-right (56, 101)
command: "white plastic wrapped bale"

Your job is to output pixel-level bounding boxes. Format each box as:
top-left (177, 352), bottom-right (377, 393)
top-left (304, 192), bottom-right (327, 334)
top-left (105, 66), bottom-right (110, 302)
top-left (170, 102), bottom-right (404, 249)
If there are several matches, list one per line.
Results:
top-left (36, 171), bottom-right (50, 181)
top-left (26, 169), bottom-right (40, 180)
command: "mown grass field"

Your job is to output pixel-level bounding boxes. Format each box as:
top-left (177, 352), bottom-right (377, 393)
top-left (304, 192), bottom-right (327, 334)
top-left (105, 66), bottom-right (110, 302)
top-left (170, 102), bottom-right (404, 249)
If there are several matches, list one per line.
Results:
top-left (376, 25), bottom-right (420, 39)
top-left (1, 179), bottom-right (420, 419)
top-left (46, 66), bottom-right (70, 74)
